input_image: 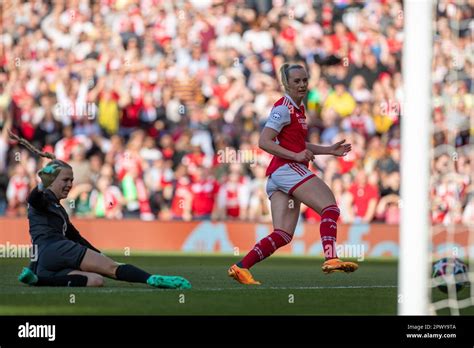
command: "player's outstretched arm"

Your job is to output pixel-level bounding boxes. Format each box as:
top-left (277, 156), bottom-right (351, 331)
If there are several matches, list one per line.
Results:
top-left (306, 139), bottom-right (352, 157)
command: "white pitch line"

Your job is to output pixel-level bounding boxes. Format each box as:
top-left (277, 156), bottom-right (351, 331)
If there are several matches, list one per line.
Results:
top-left (5, 285), bottom-right (397, 294)
top-left (195, 285), bottom-right (398, 291)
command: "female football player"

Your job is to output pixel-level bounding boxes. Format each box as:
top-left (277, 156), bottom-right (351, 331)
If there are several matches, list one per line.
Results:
top-left (228, 63), bottom-right (359, 284)
top-left (9, 131), bottom-right (191, 289)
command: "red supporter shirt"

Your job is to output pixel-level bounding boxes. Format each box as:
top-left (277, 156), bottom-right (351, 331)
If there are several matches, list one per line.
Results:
top-left (98, 90), bottom-right (120, 102)
top-left (223, 183), bottom-right (240, 218)
top-left (115, 152), bottom-right (143, 181)
top-left (55, 137), bottom-right (82, 162)
top-left (337, 149), bottom-right (359, 174)
top-left (170, 177), bottom-right (192, 218)
top-left (265, 95), bottom-right (309, 177)
top-left (161, 147), bottom-right (174, 160)
top-left (387, 38), bottom-right (403, 54)
top-left (122, 98), bottom-right (143, 128)
top-left (304, 205), bottom-right (320, 223)
top-left (7, 175), bottom-right (29, 203)
top-left (190, 178), bottom-right (219, 217)
top-left (218, 176), bottom-right (249, 218)
top-left (349, 183), bottom-right (379, 218)
top-left (280, 26), bottom-right (297, 42)
top-left (432, 209), bottom-right (447, 224)
top-left (182, 152), bottom-right (205, 182)
top-left (329, 32), bottom-right (356, 53)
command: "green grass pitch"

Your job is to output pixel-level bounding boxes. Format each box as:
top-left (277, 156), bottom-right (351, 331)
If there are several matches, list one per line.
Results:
top-left (0, 255), bottom-right (472, 315)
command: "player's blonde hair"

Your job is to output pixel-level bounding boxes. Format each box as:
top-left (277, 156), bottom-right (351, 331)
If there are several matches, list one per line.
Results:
top-left (279, 63), bottom-right (305, 92)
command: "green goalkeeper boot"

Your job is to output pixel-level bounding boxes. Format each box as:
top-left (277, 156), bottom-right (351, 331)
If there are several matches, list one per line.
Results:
top-left (146, 275), bottom-right (191, 289)
top-left (18, 267), bottom-right (38, 285)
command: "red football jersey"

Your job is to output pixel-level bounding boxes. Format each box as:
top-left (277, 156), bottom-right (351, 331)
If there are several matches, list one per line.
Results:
top-left (265, 95), bottom-right (309, 177)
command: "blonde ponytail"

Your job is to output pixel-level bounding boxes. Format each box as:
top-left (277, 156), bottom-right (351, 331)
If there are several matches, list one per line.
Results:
top-left (279, 63), bottom-right (291, 91)
top-left (279, 63), bottom-right (305, 92)
top-left (8, 129), bottom-right (71, 187)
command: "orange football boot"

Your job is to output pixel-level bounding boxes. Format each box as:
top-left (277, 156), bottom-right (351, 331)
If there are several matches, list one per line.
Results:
top-left (228, 264), bottom-right (261, 285)
top-left (322, 258), bottom-right (359, 274)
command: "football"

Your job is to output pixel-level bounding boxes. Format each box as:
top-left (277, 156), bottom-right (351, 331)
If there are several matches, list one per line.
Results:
top-left (432, 257), bottom-right (469, 293)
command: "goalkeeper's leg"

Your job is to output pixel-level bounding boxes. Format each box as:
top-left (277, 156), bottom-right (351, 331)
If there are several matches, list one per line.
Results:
top-left (19, 267), bottom-right (91, 287)
top-left (79, 249), bottom-right (191, 289)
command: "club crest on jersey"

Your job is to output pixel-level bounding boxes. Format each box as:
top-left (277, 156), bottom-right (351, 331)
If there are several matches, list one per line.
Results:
top-left (271, 112), bottom-right (281, 120)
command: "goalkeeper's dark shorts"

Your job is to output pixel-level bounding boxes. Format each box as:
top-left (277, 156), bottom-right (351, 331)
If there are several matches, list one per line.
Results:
top-left (34, 240), bottom-right (88, 277)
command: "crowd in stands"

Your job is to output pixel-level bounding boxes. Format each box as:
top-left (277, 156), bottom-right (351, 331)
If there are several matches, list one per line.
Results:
top-left (0, 0), bottom-right (472, 225)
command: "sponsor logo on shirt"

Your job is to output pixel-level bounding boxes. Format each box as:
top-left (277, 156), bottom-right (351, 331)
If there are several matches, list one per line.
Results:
top-left (298, 118), bottom-right (308, 129)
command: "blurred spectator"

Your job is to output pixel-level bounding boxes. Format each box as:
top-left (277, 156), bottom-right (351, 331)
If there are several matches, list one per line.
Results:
top-left (140, 135), bottom-right (162, 165)
top-left (462, 196), bottom-right (474, 226)
top-left (97, 83), bottom-right (120, 137)
top-left (6, 163), bottom-right (29, 217)
top-left (169, 164), bottom-right (193, 221)
top-left (67, 183), bottom-right (93, 218)
top-left (247, 164), bottom-right (271, 223)
top-left (0, 114), bottom-right (12, 174)
top-left (68, 144), bottom-right (90, 185)
top-left (190, 166), bottom-right (219, 220)
top-left (182, 141), bottom-right (206, 182)
top-left (54, 125), bottom-right (91, 161)
top-left (0, 172), bottom-right (9, 216)
top-left (375, 171), bottom-right (400, 224)
top-left (32, 96), bottom-right (63, 147)
top-left (88, 153), bottom-right (104, 184)
top-left (332, 175), bottom-right (354, 224)
top-left (144, 157), bottom-right (172, 218)
top-left (172, 67), bottom-right (204, 109)
top-left (216, 164), bottom-right (250, 220)
top-left (348, 168), bottom-right (380, 223)
top-left (323, 82), bottom-right (356, 118)
top-left (341, 102), bottom-right (375, 138)
top-left (89, 176), bottom-right (124, 219)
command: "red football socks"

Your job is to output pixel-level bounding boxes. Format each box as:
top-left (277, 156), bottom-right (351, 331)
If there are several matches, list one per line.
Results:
top-left (320, 205), bottom-right (340, 260)
top-left (237, 205), bottom-right (340, 268)
top-left (239, 229), bottom-right (293, 269)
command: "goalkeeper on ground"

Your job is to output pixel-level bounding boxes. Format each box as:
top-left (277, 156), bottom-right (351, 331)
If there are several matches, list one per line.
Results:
top-left (10, 131), bottom-right (190, 289)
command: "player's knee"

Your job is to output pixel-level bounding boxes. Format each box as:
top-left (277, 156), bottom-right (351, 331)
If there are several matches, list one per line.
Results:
top-left (321, 204), bottom-right (340, 219)
top-left (101, 262), bottom-right (119, 278)
top-left (111, 263), bottom-right (120, 277)
top-left (87, 274), bottom-right (104, 287)
top-left (95, 255), bottom-right (119, 278)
